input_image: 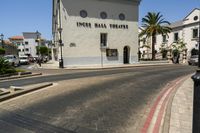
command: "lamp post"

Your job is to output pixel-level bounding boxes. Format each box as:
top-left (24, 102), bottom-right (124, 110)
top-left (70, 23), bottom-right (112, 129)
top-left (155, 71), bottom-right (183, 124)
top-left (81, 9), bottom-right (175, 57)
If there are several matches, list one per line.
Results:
top-left (191, 9), bottom-right (200, 133)
top-left (58, 0), bottom-right (64, 68)
top-left (0, 33), bottom-right (4, 49)
top-left (36, 31), bottom-right (40, 56)
top-left (35, 31), bottom-right (41, 67)
top-left (58, 27), bottom-right (64, 68)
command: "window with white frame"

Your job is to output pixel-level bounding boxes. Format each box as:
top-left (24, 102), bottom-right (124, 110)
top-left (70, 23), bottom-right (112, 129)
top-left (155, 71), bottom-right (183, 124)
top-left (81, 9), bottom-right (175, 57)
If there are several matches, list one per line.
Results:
top-left (142, 38), bottom-right (146, 45)
top-left (17, 42), bottom-right (21, 46)
top-left (192, 28), bottom-right (198, 39)
top-left (162, 35), bottom-right (167, 43)
top-left (174, 32), bottom-right (179, 42)
top-left (100, 33), bottom-right (107, 47)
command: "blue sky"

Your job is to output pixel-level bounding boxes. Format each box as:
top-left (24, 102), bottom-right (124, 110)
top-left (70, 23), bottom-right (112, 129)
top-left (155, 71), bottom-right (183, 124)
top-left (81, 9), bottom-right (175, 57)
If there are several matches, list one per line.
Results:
top-left (139, 0), bottom-right (200, 24)
top-left (0, 0), bottom-right (199, 40)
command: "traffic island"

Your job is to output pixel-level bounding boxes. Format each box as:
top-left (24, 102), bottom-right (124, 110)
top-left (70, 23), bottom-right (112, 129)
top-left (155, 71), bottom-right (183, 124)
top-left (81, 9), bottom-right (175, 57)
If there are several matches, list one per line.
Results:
top-left (0, 82), bottom-right (53, 102)
top-left (0, 72), bottom-right (42, 81)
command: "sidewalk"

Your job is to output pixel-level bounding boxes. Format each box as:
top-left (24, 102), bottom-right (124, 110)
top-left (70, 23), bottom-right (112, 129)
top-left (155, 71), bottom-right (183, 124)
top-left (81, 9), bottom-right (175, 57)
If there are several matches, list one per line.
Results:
top-left (35, 60), bottom-right (171, 70)
top-left (141, 75), bottom-right (193, 133)
top-left (168, 77), bottom-right (193, 133)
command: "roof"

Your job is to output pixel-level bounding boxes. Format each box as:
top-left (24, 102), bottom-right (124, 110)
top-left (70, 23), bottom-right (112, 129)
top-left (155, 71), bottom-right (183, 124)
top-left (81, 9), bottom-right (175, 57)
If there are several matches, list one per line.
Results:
top-left (183, 8), bottom-right (200, 20)
top-left (3, 40), bottom-right (17, 47)
top-left (9, 36), bottom-right (24, 40)
top-left (169, 20), bottom-right (183, 28)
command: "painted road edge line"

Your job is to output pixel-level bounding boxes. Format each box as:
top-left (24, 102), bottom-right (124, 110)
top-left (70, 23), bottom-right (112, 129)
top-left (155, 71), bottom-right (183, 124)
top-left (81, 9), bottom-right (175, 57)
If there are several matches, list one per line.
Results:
top-left (140, 76), bottom-right (187, 133)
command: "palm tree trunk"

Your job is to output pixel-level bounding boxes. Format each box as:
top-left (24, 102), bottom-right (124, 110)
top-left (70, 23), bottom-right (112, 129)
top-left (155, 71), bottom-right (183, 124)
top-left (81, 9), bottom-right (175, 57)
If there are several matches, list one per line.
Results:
top-left (152, 34), bottom-right (156, 60)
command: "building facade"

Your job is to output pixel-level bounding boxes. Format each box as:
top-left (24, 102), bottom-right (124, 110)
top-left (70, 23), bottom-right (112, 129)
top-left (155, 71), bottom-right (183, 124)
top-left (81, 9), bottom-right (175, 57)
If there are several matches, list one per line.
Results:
top-left (52, 0), bottom-right (141, 67)
top-left (1, 40), bottom-right (18, 55)
top-left (139, 8), bottom-right (200, 61)
top-left (9, 36), bottom-right (25, 56)
top-left (22, 32), bottom-right (42, 57)
top-left (9, 32), bottom-right (50, 58)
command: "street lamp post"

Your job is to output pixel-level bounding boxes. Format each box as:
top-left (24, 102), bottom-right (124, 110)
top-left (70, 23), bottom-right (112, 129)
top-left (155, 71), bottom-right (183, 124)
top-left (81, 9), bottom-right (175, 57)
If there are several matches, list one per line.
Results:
top-left (58, 28), bottom-right (64, 68)
top-left (36, 31), bottom-right (40, 56)
top-left (0, 33), bottom-right (4, 49)
top-left (58, 0), bottom-right (64, 68)
top-left (36, 31), bottom-right (41, 67)
top-left (191, 9), bottom-right (200, 133)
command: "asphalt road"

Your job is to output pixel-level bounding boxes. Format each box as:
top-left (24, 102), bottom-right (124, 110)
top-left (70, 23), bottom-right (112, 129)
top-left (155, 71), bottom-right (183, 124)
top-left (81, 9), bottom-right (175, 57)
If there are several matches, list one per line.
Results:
top-left (0, 65), bottom-right (195, 89)
top-left (0, 65), bottom-right (196, 133)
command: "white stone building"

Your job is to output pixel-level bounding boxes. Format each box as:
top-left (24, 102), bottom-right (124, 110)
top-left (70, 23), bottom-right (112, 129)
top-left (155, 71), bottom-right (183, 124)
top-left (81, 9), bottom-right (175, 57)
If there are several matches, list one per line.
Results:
top-left (9, 32), bottom-right (49, 58)
top-left (9, 36), bottom-right (24, 56)
top-left (139, 8), bottom-right (200, 61)
top-left (52, 0), bottom-right (141, 67)
top-left (22, 32), bottom-right (42, 58)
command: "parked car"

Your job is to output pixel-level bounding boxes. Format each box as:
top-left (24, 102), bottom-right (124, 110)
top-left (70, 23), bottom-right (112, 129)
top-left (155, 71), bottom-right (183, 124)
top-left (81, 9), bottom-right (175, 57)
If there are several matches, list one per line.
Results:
top-left (188, 55), bottom-right (198, 65)
top-left (4, 55), bottom-right (20, 66)
top-left (19, 55), bottom-right (29, 65)
top-left (28, 57), bottom-right (35, 63)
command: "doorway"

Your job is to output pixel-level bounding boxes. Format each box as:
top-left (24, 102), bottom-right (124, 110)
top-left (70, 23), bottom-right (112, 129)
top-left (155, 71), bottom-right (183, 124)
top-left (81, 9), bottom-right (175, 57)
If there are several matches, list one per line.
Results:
top-left (123, 46), bottom-right (130, 64)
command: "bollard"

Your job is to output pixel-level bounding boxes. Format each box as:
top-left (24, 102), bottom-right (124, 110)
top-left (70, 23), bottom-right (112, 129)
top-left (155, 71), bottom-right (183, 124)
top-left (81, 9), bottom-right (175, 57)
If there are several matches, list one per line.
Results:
top-left (191, 69), bottom-right (200, 133)
top-left (59, 59), bottom-right (64, 68)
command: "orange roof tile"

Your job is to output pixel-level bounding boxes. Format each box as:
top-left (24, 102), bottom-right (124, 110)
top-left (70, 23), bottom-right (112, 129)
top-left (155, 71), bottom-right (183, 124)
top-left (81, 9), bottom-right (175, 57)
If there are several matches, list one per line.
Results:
top-left (4, 40), bottom-right (17, 47)
top-left (9, 36), bottom-right (24, 40)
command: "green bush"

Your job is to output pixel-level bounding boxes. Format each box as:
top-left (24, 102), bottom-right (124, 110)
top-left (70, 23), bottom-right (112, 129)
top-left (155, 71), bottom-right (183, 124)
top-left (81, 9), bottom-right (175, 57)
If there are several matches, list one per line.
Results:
top-left (0, 57), bottom-right (16, 75)
top-left (0, 48), bottom-right (5, 55)
top-left (15, 69), bottom-right (26, 73)
top-left (36, 46), bottom-right (49, 56)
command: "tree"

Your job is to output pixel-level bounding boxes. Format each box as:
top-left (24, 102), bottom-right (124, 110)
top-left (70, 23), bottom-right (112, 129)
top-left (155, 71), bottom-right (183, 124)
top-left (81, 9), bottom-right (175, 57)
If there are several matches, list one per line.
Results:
top-left (0, 48), bottom-right (5, 55)
top-left (171, 39), bottom-right (187, 55)
top-left (0, 57), bottom-right (16, 74)
top-left (140, 12), bottom-right (172, 60)
top-left (36, 46), bottom-right (49, 56)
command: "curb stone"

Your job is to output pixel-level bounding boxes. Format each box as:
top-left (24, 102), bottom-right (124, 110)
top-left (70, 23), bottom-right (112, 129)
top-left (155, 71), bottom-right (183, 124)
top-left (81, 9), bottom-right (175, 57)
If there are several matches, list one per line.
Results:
top-left (0, 89), bottom-right (10, 96)
top-left (140, 75), bottom-right (189, 133)
top-left (0, 82), bottom-right (53, 102)
top-left (162, 76), bottom-right (189, 133)
top-left (0, 73), bottom-right (42, 81)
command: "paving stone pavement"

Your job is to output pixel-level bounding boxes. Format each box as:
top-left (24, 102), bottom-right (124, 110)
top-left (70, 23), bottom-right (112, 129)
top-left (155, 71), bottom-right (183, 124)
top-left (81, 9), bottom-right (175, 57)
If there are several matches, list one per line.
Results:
top-left (169, 77), bottom-right (193, 133)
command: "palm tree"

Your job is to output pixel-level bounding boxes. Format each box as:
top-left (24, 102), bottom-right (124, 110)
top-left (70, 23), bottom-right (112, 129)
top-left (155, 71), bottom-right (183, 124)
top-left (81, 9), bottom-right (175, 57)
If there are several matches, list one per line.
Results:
top-left (140, 12), bottom-right (172, 60)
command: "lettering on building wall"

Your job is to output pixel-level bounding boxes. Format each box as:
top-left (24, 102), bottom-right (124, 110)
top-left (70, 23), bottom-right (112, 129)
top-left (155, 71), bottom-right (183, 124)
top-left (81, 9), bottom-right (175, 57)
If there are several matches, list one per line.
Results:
top-left (95, 23), bottom-right (107, 28)
top-left (77, 22), bottom-right (92, 28)
top-left (109, 24), bottom-right (128, 29)
top-left (76, 22), bottom-right (128, 30)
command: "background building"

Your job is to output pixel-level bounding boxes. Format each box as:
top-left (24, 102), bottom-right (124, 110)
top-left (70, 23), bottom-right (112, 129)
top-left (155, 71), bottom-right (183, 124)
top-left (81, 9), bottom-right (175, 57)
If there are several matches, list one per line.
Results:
top-left (9, 32), bottom-right (47, 58)
top-left (52, 0), bottom-right (141, 67)
top-left (9, 36), bottom-right (24, 56)
top-left (140, 8), bottom-right (200, 62)
top-left (1, 40), bottom-right (18, 55)
top-left (23, 32), bottom-right (41, 57)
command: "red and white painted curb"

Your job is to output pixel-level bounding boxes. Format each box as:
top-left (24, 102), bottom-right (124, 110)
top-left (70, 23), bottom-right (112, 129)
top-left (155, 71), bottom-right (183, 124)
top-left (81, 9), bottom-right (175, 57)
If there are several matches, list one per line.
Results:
top-left (141, 76), bottom-right (188, 133)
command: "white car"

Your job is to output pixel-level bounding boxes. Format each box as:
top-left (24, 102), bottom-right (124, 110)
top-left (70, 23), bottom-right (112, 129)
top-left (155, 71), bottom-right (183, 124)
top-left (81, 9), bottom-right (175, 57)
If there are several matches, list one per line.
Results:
top-left (19, 56), bottom-right (29, 65)
top-left (188, 55), bottom-right (198, 65)
top-left (4, 55), bottom-right (20, 66)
